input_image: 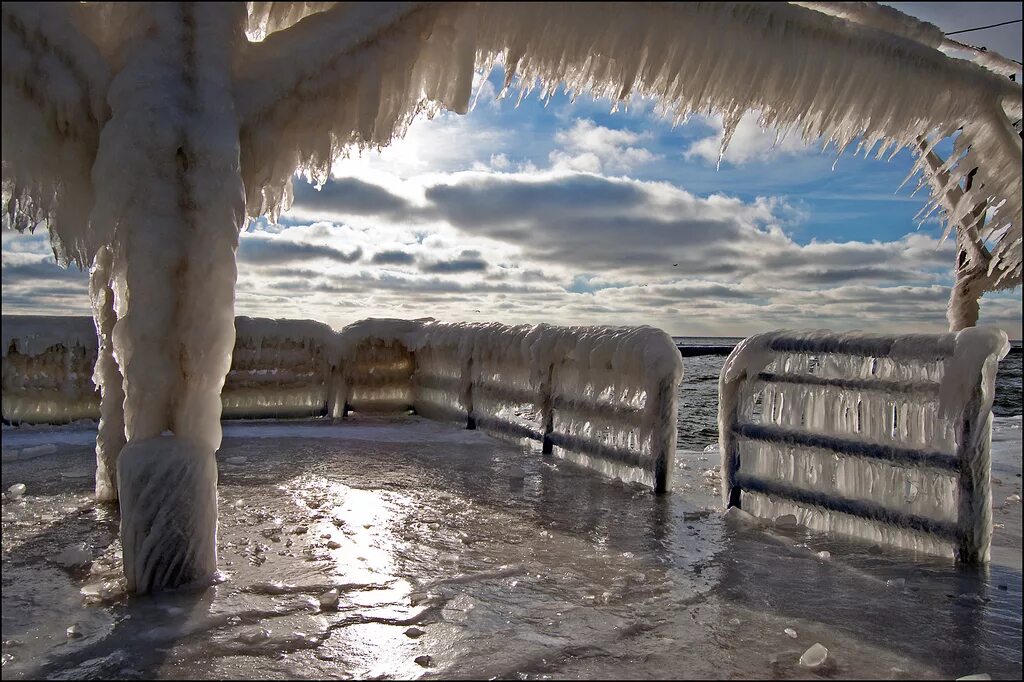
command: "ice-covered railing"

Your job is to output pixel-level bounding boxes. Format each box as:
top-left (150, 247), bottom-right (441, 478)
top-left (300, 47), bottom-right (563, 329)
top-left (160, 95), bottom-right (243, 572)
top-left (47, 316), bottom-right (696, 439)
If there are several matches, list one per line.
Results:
top-left (719, 328), bottom-right (1010, 562)
top-left (2, 315), bottom-right (684, 491)
top-left (327, 318), bottom-right (422, 418)
top-left (2, 315), bottom-right (100, 424)
top-left (408, 323), bottom-right (684, 492)
top-left (222, 317), bottom-right (334, 419)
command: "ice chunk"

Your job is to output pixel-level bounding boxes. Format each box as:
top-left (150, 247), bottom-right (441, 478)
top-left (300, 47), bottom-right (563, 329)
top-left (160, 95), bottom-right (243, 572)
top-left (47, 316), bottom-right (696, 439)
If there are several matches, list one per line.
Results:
top-left (81, 580), bottom-right (124, 603)
top-left (52, 543), bottom-right (92, 567)
top-left (7, 484), bottom-right (27, 499)
top-left (774, 514), bottom-right (798, 528)
top-left (815, 551), bottom-right (831, 560)
top-left (225, 456), bottom-right (247, 465)
top-left (238, 627), bottom-right (271, 644)
top-left (956, 674), bottom-right (992, 681)
top-left (318, 589), bottom-right (339, 610)
top-left (784, 628), bottom-right (798, 639)
top-left (799, 643), bottom-right (829, 668)
top-left (886, 578), bottom-right (906, 589)
top-left (724, 507), bottom-right (759, 525)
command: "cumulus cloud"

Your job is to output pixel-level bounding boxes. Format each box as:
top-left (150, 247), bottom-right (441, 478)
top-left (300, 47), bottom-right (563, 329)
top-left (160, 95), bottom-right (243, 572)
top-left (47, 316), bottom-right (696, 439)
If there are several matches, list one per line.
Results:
top-left (685, 112), bottom-right (815, 166)
top-left (549, 119), bottom-right (661, 173)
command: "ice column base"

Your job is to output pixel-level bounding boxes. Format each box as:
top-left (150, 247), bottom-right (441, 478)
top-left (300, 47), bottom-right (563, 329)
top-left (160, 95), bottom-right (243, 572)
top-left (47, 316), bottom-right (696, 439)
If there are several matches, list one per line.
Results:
top-left (117, 436), bottom-right (218, 594)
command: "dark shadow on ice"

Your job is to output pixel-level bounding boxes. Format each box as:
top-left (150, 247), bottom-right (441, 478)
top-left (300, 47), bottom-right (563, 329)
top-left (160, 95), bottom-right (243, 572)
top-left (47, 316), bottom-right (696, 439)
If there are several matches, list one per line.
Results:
top-left (33, 588), bottom-right (214, 680)
top-left (710, 523), bottom-right (1023, 679)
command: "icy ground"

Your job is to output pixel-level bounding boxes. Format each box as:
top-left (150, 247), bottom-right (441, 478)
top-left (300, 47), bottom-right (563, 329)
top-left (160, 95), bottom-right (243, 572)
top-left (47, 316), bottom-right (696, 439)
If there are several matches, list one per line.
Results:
top-left (2, 416), bottom-right (1021, 680)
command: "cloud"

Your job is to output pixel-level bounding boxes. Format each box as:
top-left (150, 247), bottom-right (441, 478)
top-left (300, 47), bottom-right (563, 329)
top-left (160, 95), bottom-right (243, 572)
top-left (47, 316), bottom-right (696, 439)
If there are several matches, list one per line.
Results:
top-left (549, 119), bottom-right (661, 173)
top-left (237, 233), bottom-right (363, 265)
top-left (371, 250), bottom-right (417, 265)
top-left (418, 169), bottom-right (958, 291)
top-left (685, 112), bottom-right (815, 166)
top-left (289, 177), bottom-right (411, 219)
top-left (420, 250), bottom-right (489, 273)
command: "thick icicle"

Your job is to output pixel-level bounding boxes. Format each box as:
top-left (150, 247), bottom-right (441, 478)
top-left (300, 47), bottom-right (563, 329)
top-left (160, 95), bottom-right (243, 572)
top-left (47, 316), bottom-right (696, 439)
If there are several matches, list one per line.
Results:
top-left (88, 246), bottom-right (126, 502)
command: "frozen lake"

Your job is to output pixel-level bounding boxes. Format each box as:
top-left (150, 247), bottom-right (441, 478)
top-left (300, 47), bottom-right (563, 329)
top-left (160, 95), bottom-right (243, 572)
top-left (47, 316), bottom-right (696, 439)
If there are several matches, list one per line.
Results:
top-left (2, 416), bottom-right (1021, 679)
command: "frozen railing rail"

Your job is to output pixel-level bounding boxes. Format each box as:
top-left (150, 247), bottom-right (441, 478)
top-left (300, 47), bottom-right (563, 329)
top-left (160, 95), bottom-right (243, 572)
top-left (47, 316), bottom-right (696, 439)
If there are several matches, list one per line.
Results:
top-left (719, 327), bottom-right (1010, 562)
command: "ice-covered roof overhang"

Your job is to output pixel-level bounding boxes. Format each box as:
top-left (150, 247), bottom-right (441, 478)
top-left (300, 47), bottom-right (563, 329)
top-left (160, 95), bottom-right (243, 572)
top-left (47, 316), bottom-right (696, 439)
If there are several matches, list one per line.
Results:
top-left (3, 1), bottom-right (1022, 293)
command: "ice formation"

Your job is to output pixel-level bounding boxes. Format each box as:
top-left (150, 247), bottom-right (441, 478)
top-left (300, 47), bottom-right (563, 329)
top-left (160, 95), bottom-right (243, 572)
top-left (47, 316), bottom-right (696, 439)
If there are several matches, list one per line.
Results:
top-left (719, 328), bottom-right (1010, 561)
top-left (118, 436), bottom-right (218, 593)
top-left (3, 1), bottom-right (1020, 591)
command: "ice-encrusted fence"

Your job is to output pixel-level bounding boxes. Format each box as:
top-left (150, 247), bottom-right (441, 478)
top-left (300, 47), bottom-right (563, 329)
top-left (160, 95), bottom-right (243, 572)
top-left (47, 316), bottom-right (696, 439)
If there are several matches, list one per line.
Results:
top-left (223, 318), bottom-right (334, 419)
top-left (407, 324), bottom-right (683, 492)
top-left (719, 328), bottom-right (1010, 562)
top-left (2, 315), bottom-right (99, 424)
top-left (2, 316), bottom-right (683, 491)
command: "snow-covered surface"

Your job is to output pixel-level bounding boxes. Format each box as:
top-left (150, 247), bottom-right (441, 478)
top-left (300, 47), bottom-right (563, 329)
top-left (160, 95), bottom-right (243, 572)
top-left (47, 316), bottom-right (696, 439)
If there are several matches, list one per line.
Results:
top-left (1, 415), bottom-right (1020, 679)
top-left (719, 328), bottom-right (1010, 560)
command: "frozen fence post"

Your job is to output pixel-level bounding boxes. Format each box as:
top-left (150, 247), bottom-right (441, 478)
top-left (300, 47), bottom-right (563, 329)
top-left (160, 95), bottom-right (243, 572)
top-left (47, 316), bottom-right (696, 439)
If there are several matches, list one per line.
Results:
top-left (326, 363), bottom-right (349, 420)
top-left (719, 327), bottom-right (1009, 561)
top-left (651, 375), bottom-right (677, 494)
top-left (464, 356), bottom-right (477, 430)
top-left (954, 339), bottom-right (1003, 563)
top-left (541, 362), bottom-right (555, 455)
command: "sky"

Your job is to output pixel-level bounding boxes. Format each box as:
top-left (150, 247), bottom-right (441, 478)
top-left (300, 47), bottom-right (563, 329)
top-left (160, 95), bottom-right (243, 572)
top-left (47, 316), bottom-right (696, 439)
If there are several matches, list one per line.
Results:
top-left (2, 2), bottom-right (1022, 338)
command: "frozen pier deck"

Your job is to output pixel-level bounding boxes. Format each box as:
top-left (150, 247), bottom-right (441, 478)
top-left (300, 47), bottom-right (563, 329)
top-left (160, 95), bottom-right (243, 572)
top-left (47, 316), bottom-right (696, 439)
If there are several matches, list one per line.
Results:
top-left (2, 417), bottom-right (1022, 679)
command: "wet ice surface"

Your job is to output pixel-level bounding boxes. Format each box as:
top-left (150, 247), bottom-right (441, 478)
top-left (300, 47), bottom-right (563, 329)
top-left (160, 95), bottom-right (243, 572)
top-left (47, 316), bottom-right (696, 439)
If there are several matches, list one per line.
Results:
top-left (2, 416), bottom-right (1021, 680)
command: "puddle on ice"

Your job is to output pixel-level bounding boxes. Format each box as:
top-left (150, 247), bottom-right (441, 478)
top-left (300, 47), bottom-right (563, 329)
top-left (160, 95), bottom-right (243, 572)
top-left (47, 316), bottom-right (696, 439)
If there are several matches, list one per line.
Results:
top-left (1, 416), bottom-right (1021, 679)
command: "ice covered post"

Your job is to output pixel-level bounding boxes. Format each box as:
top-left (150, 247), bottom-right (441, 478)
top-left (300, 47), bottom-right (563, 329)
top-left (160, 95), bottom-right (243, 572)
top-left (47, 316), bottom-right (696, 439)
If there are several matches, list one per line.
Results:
top-left (3, 2), bottom-right (1022, 592)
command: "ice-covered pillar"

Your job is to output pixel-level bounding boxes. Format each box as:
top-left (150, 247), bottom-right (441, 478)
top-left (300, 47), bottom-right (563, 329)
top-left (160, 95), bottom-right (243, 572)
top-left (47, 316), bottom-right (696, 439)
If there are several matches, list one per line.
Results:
top-left (89, 245), bottom-right (126, 502)
top-left (326, 364), bottom-right (349, 419)
top-left (651, 375), bottom-right (677, 494)
top-left (947, 262), bottom-right (986, 331)
top-left (90, 3), bottom-right (247, 593)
